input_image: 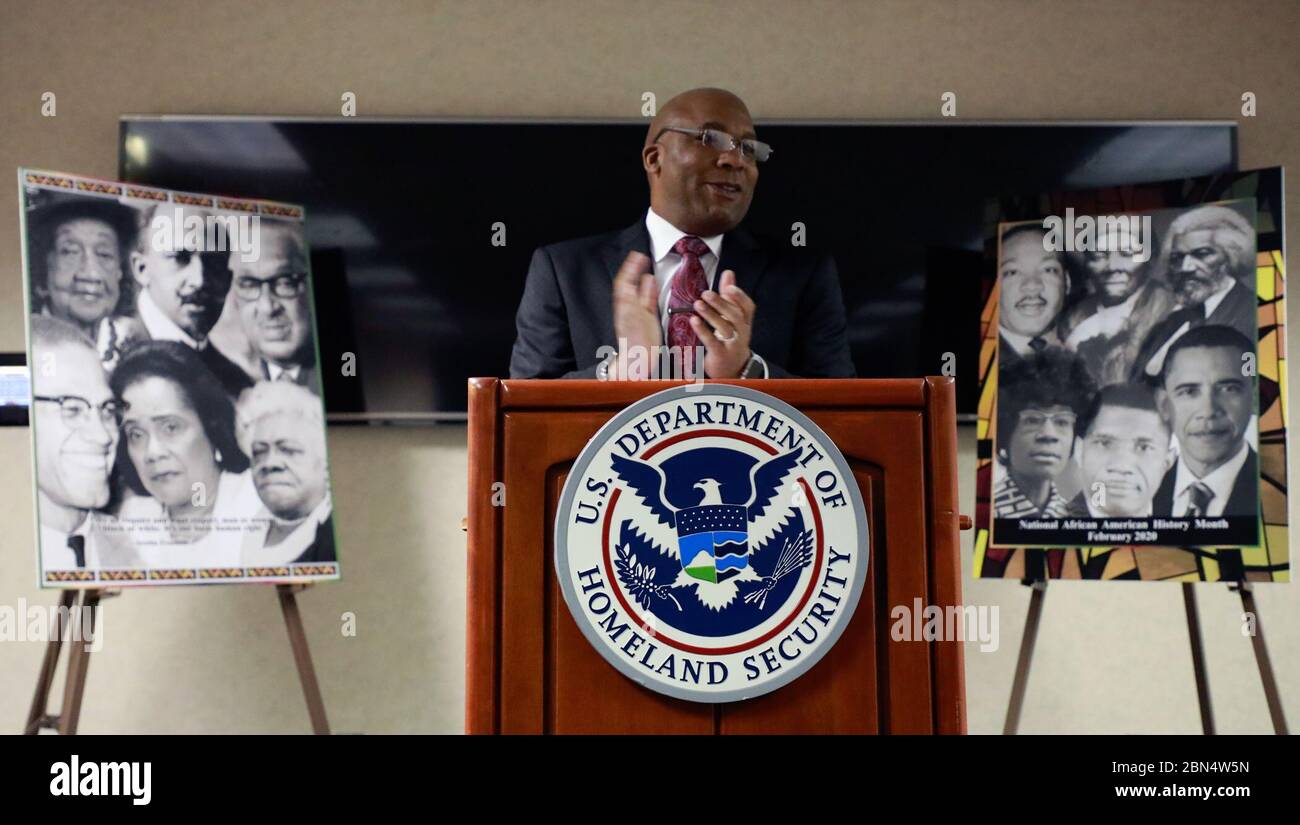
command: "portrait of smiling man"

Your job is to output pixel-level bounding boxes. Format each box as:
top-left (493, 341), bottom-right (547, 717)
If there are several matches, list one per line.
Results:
top-left (997, 223), bottom-right (1069, 371)
top-left (29, 314), bottom-right (140, 572)
top-left (231, 221), bottom-right (320, 396)
top-left (509, 87), bottom-right (855, 380)
top-left (1153, 324), bottom-right (1257, 519)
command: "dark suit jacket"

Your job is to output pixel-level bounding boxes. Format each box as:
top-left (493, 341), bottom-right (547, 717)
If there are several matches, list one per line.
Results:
top-left (509, 220), bottom-right (856, 378)
top-left (1130, 280), bottom-right (1257, 382)
top-left (131, 323), bottom-right (255, 400)
top-left (292, 514), bottom-right (337, 564)
top-left (1153, 445), bottom-right (1257, 517)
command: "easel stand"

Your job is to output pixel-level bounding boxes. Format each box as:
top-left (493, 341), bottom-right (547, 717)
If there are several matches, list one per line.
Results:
top-left (25, 584), bottom-right (330, 735)
top-left (1003, 580), bottom-right (1288, 735)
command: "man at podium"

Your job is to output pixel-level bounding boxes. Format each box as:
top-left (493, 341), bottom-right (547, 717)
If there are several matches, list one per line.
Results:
top-left (509, 87), bottom-right (855, 381)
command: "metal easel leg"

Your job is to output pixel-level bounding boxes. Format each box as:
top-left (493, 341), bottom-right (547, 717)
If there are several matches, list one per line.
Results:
top-left (1003, 579), bottom-right (1047, 735)
top-left (56, 589), bottom-right (102, 736)
top-left (24, 590), bottom-right (77, 734)
top-left (1182, 583), bottom-right (1214, 735)
top-left (277, 584), bottom-right (331, 735)
top-left (1234, 582), bottom-right (1288, 735)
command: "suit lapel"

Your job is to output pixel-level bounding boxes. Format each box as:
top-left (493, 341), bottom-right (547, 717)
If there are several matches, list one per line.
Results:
top-left (1224, 446), bottom-right (1258, 515)
top-left (717, 226), bottom-right (768, 297)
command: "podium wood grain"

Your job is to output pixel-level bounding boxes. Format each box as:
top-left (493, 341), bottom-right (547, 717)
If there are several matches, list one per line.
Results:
top-left (467, 378), bottom-right (965, 734)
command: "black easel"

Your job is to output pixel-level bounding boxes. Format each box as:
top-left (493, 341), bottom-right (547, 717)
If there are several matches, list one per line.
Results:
top-left (1003, 579), bottom-right (1288, 735)
top-left (25, 584), bottom-right (330, 735)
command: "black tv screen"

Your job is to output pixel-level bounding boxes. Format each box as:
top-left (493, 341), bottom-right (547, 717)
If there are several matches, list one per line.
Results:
top-left (120, 117), bottom-right (1236, 419)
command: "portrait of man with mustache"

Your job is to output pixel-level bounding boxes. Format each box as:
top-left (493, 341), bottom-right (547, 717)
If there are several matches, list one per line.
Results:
top-left (129, 203), bottom-right (255, 400)
top-left (1133, 204), bottom-right (1257, 381)
top-left (997, 223), bottom-right (1069, 371)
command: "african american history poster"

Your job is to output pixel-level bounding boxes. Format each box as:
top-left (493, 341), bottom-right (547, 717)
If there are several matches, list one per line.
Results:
top-left (974, 168), bottom-right (1289, 583)
top-left (18, 169), bottom-right (340, 588)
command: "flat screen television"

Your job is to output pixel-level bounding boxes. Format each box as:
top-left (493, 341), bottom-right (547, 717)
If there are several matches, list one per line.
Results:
top-left (120, 117), bottom-right (1237, 421)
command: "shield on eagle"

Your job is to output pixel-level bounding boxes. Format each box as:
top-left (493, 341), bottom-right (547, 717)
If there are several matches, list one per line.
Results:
top-left (676, 503), bottom-right (749, 583)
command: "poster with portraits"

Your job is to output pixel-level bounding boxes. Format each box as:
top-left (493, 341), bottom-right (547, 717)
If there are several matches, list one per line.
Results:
top-left (18, 169), bottom-right (340, 588)
top-left (974, 168), bottom-right (1289, 583)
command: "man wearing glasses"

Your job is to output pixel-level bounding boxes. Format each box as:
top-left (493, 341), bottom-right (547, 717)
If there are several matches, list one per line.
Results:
top-left (129, 203), bottom-right (255, 400)
top-left (29, 315), bottom-right (140, 572)
top-left (510, 87), bottom-right (855, 380)
top-left (231, 221), bottom-right (320, 395)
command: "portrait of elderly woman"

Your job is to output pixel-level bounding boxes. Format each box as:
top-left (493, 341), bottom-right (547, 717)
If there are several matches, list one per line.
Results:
top-left (1057, 219), bottom-right (1175, 387)
top-left (27, 196), bottom-right (146, 371)
top-left (994, 349), bottom-right (1096, 519)
top-left (110, 340), bottom-right (263, 567)
top-left (235, 380), bottom-right (335, 566)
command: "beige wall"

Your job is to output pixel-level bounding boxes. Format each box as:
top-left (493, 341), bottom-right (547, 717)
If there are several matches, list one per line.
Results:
top-left (1, 0), bottom-right (1297, 733)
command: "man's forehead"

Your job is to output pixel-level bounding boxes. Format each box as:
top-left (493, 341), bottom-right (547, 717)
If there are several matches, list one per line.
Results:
top-left (1093, 405), bottom-right (1164, 432)
top-left (1174, 228), bottom-right (1218, 247)
top-left (36, 344), bottom-right (108, 394)
top-left (666, 95), bottom-right (754, 134)
top-left (1167, 346), bottom-right (1244, 378)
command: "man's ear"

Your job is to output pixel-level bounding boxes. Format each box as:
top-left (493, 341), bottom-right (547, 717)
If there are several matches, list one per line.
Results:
top-left (642, 143), bottom-right (661, 177)
top-left (129, 250), bottom-right (148, 288)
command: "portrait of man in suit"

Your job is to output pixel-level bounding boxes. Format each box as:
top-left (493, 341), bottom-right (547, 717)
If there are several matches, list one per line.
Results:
top-left (29, 314), bottom-right (140, 571)
top-left (509, 87), bottom-right (855, 380)
top-left (1133, 204), bottom-right (1256, 380)
top-left (998, 223), bottom-right (1068, 371)
top-left (129, 203), bottom-right (255, 399)
top-left (231, 221), bottom-right (320, 395)
top-left (1067, 383), bottom-right (1173, 518)
top-left (1153, 325), bottom-right (1257, 518)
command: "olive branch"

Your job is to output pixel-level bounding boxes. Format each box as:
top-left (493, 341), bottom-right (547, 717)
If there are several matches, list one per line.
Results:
top-left (614, 543), bottom-right (683, 611)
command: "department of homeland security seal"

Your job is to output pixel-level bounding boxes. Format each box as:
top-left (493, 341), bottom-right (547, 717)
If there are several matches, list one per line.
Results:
top-left (555, 384), bottom-right (868, 703)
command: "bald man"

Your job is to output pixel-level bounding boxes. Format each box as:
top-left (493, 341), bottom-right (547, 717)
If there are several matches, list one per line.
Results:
top-left (509, 87), bottom-right (855, 380)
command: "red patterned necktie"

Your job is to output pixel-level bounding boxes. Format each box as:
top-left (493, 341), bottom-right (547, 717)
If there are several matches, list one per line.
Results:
top-left (668, 236), bottom-right (711, 377)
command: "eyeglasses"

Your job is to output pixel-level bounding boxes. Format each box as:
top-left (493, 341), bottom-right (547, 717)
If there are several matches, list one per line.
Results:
top-left (34, 395), bottom-right (124, 429)
top-left (235, 273), bottom-right (307, 302)
top-left (1016, 410), bottom-right (1076, 432)
top-left (655, 126), bottom-right (774, 164)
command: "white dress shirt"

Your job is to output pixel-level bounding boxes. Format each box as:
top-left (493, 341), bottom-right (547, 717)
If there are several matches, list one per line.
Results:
top-left (265, 361), bottom-right (301, 382)
top-left (638, 207), bottom-right (767, 377)
top-left (40, 513), bottom-right (96, 572)
top-left (1143, 279), bottom-right (1237, 376)
top-left (137, 290), bottom-right (205, 349)
top-left (117, 470), bottom-right (265, 568)
top-left (1000, 326), bottom-right (1061, 357)
top-left (1171, 440), bottom-right (1251, 517)
top-left (1065, 289), bottom-right (1143, 350)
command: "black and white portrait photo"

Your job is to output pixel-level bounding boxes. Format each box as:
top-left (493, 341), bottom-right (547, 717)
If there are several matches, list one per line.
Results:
top-left (992, 200), bottom-right (1260, 548)
top-left (19, 169), bottom-right (340, 587)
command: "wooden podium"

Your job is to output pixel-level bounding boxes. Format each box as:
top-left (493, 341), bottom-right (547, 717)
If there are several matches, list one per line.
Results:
top-left (466, 377), bottom-right (966, 734)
